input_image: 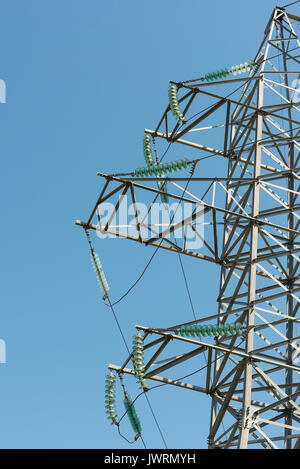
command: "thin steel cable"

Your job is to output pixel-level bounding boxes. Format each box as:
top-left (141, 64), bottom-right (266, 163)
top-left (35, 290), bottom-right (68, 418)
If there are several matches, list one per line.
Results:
top-left (106, 246), bottom-right (161, 308)
top-left (177, 251), bottom-right (208, 369)
top-left (139, 434), bottom-right (147, 449)
top-left (144, 393), bottom-right (168, 449)
top-left (283, 0), bottom-right (300, 8)
top-left (107, 296), bottom-right (131, 355)
top-left (177, 253), bottom-right (197, 321)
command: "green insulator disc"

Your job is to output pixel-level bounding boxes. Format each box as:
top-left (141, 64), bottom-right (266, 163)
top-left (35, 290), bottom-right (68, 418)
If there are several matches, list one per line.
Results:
top-left (133, 343), bottom-right (144, 350)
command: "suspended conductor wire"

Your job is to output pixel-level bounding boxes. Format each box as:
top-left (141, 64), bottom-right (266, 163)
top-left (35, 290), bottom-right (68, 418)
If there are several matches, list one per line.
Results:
top-left (177, 253), bottom-right (197, 321)
top-left (177, 251), bottom-right (208, 367)
top-left (144, 393), bottom-right (168, 449)
top-left (176, 247), bottom-right (208, 369)
top-left (107, 296), bottom-right (131, 355)
top-left (159, 139), bottom-right (173, 164)
top-left (283, 0), bottom-right (300, 7)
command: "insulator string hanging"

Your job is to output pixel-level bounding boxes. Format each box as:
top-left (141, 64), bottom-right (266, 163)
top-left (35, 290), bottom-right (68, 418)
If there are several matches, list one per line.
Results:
top-left (143, 134), bottom-right (155, 167)
top-left (168, 84), bottom-right (185, 122)
top-left (179, 322), bottom-right (243, 337)
top-left (123, 394), bottom-right (142, 435)
top-left (105, 372), bottom-right (118, 425)
top-left (132, 333), bottom-right (147, 390)
top-left (90, 251), bottom-right (109, 295)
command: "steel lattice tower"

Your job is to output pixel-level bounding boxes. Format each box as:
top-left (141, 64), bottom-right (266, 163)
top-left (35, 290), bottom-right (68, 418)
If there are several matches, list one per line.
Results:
top-left (77, 6), bottom-right (300, 449)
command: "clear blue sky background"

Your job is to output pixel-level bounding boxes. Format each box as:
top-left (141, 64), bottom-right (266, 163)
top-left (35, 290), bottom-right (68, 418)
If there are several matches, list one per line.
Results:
top-left (0, 0), bottom-right (298, 449)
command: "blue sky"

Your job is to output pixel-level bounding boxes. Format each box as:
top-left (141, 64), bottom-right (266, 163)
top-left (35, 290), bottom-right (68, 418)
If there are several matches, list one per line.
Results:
top-left (0, 0), bottom-right (299, 449)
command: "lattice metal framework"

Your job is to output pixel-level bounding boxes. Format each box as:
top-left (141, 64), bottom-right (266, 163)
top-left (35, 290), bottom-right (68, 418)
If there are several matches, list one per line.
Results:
top-left (77, 6), bottom-right (300, 448)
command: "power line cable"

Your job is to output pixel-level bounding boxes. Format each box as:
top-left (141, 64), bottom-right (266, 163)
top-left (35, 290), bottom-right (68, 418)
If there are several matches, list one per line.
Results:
top-left (177, 253), bottom-right (197, 321)
top-left (283, 0), bottom-right (300, 8)
top-left (144, 393), bottom-right (168, 449)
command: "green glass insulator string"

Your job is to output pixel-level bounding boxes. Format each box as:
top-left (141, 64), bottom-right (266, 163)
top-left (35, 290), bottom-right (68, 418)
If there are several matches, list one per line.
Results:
top-left (205, 60), bottom-right (254, 82)
top-left (123, 395), bottom-right (142, 435)
top-left (205, 68), bottom-right (230, 81)
top-left (135, 158), bottom-right (189, 178)
top-left (168, 84), bottom-right (185, 122)
top-left (132, 333), bottom-right (147, 390)
top-left (90, 251), bottom-right (109, 295)
top-left (143, 134), bottom-right (155, 167)
top-left (179, 322), bottom-right (243, 338)
top-left (105, 372), bottom-right (118, 425)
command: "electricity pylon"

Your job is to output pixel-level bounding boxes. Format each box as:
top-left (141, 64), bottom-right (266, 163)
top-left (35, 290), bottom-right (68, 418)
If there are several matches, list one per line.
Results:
top-left (77, 6), bottom-right (300, 449)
